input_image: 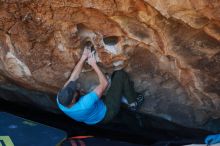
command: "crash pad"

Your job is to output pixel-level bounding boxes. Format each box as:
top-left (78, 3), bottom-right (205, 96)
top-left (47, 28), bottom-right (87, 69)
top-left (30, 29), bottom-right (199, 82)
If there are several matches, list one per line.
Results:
top-left (0, 112), bottom-right (66, 146)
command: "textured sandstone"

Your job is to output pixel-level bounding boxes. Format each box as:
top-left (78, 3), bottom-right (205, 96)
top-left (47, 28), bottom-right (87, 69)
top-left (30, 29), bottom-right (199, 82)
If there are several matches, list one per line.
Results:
top-left (0, 0), bottom-right (220, 131)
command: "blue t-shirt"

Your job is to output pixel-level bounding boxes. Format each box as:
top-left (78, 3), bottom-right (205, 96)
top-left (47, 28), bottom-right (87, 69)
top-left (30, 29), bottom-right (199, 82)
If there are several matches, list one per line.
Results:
top-left (57, 91), bottom-right (107, 125)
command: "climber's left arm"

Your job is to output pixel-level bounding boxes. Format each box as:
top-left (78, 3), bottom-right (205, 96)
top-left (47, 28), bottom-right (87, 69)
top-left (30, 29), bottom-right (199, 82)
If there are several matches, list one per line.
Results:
top-left (88, 53), bottom-right (108, 98)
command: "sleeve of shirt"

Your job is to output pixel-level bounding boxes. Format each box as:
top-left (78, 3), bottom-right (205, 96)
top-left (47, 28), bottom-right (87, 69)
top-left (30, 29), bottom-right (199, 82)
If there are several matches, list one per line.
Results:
top-left (79, 91), bottom-right (99, 108)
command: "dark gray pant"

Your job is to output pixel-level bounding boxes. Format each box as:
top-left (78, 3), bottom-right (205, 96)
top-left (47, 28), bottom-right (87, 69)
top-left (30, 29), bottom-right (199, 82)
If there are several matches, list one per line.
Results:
top-left (101, 70), bottom-right (138, 123)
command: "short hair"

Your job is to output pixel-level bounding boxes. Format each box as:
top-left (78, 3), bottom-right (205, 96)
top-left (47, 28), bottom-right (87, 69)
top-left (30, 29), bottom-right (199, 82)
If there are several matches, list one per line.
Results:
top-left (57, 81), bottom-right (77, 107)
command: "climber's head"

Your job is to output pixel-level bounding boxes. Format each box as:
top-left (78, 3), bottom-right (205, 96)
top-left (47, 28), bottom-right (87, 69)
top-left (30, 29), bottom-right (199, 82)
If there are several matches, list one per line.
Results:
top-left (57, 81), bottom-right (80, 107)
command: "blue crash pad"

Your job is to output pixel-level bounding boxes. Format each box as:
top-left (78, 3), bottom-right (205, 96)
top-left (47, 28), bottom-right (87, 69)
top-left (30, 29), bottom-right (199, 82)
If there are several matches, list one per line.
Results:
top-left (0, 112), bottom-right (67, 146)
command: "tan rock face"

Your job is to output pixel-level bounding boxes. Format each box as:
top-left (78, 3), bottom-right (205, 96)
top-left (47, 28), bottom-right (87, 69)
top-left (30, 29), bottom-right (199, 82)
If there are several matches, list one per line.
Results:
top-left (0, 0), bottom-right (220, 130)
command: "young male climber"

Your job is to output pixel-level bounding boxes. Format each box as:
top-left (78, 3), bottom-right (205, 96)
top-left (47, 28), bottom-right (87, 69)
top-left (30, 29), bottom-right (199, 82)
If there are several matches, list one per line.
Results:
top-left (56, 40), bottom-right (144, 125)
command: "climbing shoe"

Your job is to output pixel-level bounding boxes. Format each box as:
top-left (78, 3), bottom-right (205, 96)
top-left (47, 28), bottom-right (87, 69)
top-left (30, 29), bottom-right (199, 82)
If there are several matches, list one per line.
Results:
top-left (127, 94), bottom-right (144, 111)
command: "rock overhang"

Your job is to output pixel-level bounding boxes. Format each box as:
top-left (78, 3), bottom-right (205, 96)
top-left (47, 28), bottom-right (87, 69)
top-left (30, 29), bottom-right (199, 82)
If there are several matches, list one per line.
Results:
top-left (0, 0), bottom-right (220, 131)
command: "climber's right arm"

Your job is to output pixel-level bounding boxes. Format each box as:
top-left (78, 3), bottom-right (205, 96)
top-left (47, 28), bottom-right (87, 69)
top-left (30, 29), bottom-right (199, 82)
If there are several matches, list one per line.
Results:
top-left (63, 48), bottom-right (89, 87)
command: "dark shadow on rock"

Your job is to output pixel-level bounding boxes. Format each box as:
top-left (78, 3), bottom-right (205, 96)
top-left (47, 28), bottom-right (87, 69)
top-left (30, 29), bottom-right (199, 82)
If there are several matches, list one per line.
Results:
top-left (96, 109), bottom-right (213, 144)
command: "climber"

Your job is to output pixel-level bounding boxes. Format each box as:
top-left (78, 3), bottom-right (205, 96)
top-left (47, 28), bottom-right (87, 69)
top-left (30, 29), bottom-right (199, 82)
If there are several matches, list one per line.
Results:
top-left (56, 39), bottom-right (144, 125)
